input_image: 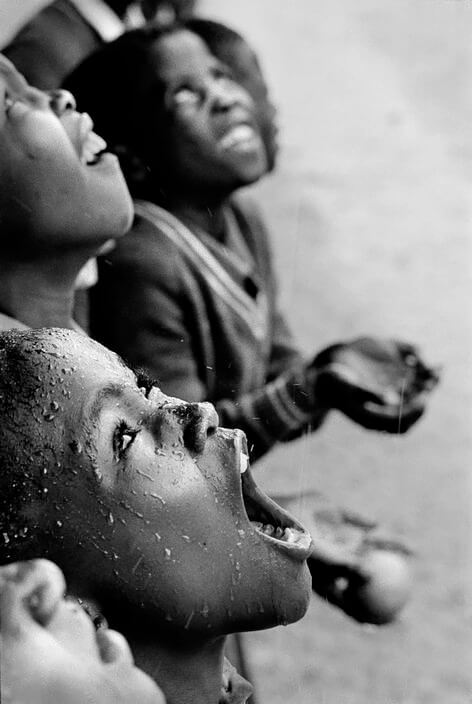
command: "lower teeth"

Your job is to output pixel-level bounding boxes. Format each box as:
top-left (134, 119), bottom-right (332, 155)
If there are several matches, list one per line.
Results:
top-left (251, 521), bottom-right (299, 543)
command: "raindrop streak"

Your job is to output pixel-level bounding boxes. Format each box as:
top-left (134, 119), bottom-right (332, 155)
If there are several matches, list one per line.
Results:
top-left (184, 610), bottom-right (195, 630)
top-left (132, 555), bottom-right (144, 573)
top-left (164, 548), bottom-right (172, 560)
top-left (136, 469), bottom-right (155, 481)
top-left (150, 493), bottom-right (166, 506)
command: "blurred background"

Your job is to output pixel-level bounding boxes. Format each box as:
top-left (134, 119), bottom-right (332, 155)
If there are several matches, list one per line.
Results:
top-left (200, 1), bottom-right (471, 702)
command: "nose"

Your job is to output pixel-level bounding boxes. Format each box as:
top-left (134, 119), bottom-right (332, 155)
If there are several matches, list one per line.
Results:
top-left (182, 402), bottom-right (219, 454)
top-left (47, 89), bottom-right (76, 117)
top-left (208, 80), bottom-right (239, 113)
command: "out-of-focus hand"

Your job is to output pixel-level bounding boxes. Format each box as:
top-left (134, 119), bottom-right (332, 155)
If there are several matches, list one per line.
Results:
top-left (312, 337), bottom-right (440, 433)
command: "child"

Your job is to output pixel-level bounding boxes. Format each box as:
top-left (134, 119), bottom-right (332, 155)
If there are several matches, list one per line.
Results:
top-left (66, 25), bottom-right (438, 461)
top-left (0, 558), bottom-right (165, 704)
top-left (0, 326), bottom-right (314, 704)
top-left (0, 53), bottom-right (133, 332)
top-left (187, 18), bottom-right (279, 172)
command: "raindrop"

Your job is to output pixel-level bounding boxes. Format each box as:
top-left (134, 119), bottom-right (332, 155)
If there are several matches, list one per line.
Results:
top-left (107, 512), bottom-right (114, 526)
top-left (164, 548), bottom-right (172, 560)
top-left (154, 533), bottom-right (161, 541)
top-left (56, 520), bottom-right (63, 528)
top-left (150, 493), bottom-right (166, 506)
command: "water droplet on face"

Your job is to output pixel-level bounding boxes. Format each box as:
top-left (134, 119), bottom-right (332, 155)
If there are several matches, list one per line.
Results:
top-left (136, 469), bottom-right (154, 481)
top-left (150, 493), bottom-right (166, 506)
top-left (132, 555), bottom-right (144, 573)
top-left (69, 440), bottom-right (83, 455)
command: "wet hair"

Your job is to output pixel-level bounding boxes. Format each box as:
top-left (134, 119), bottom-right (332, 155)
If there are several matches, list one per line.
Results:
top-left (64, 24), bottom-right (184, 202)
top-left (0, 329), bottom-right (84, 563)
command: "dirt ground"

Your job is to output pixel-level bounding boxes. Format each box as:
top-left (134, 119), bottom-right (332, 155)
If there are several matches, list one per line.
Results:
top-left (200, 1), bottom-right (471, 702)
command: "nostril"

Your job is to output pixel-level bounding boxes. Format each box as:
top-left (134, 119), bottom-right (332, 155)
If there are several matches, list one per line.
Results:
top-left (183, 403), bottom-right (218, 453)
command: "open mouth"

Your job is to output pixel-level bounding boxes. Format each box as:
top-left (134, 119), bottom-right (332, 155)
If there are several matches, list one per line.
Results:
top-left (219, 123), bottom-right (261, 153)
top-left (237, 435), bottom-right (312, 561)
top-left (80, 130), bottom-right (108, 166)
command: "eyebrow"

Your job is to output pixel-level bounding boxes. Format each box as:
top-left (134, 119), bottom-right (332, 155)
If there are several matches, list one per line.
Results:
top-left (88, 382), bottom-right (128, 425)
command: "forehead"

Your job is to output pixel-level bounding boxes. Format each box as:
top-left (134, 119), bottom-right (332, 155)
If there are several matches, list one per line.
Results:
top-left (34, 333), bottom-right (133, 387)
top-left (149, 30), bottom-right (218, 84)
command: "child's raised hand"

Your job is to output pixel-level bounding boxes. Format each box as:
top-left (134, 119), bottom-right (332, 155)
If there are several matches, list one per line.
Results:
top-left (0, 558), bottom-right (165, 704)
top-left (312, 337), bottom-right (439, 433)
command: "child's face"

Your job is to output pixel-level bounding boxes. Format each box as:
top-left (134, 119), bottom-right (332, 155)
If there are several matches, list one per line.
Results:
top-left (216, 39), bottom-right (279, 172)
top-left (16, 330), bottom-right (312, 635)
top-left (1, 559), bottom-right (164, 704)
top-left (0, 55), bottom-right (133, 252)
top-left (148, 30), bottom-right (268, 195)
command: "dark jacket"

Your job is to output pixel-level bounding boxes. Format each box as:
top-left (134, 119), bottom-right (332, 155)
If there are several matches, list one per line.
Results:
top-left (91, 196), bottom-right (325, 459)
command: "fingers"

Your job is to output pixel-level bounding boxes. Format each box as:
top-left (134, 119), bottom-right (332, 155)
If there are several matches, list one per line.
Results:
top-left (0, 559), bottom-right (66, 632)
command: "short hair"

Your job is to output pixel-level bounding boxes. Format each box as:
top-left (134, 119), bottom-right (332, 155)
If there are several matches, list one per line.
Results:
top-left (64, 24), bottom-right (180, 201)
top-left (0, 329), bottom-right (71, 562)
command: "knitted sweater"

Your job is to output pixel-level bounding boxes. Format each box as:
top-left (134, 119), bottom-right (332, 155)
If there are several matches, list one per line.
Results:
top-left (91, 195), bottom-right (326, 459)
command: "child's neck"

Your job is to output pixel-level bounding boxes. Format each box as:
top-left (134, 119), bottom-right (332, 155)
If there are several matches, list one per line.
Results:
top-left (0, 253), bottom-right (90, 329)
top-left (125, 630), bottom-right (227, 704)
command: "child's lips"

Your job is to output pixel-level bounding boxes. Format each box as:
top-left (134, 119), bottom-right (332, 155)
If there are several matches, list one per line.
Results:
top-left (229, 430), bottom-right (313, 561)
top-left (77, 112), bottom-right (107, 165)
top-left (218, 123), bottom-right (261, 153)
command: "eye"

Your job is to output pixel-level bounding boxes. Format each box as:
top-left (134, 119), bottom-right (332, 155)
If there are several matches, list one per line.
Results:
top-left (113, 420), bottom-right (141, 461)
top-left (172, 85), bottom-right (201, 109)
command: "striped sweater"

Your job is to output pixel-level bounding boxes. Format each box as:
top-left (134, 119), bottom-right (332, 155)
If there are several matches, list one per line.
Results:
top-left (91, 194), bottom-right (326, 460)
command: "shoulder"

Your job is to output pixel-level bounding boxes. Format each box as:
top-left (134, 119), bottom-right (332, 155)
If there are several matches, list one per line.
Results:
top-left (101, 208), bottom-right (186, 285)
top-left (229, 191), bottom-right (273, 263)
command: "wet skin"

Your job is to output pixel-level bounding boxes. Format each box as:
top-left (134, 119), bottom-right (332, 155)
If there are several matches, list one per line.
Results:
top-left (0, 559), bottom-right (164, 704)
top-left (3, 329), bottom-right (312, 637)
top-left (0, 54), bottom-right (133, 254)
top-left (146, 30), bottom-right (268, 197)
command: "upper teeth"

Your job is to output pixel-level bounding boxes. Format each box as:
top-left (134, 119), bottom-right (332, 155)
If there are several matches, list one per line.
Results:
top-left (220, 124), bottom-right (255, 150)
top-left (81, 131), bottom-right (107, 165)
top-left (240, 452), bottom-right (249, 474)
